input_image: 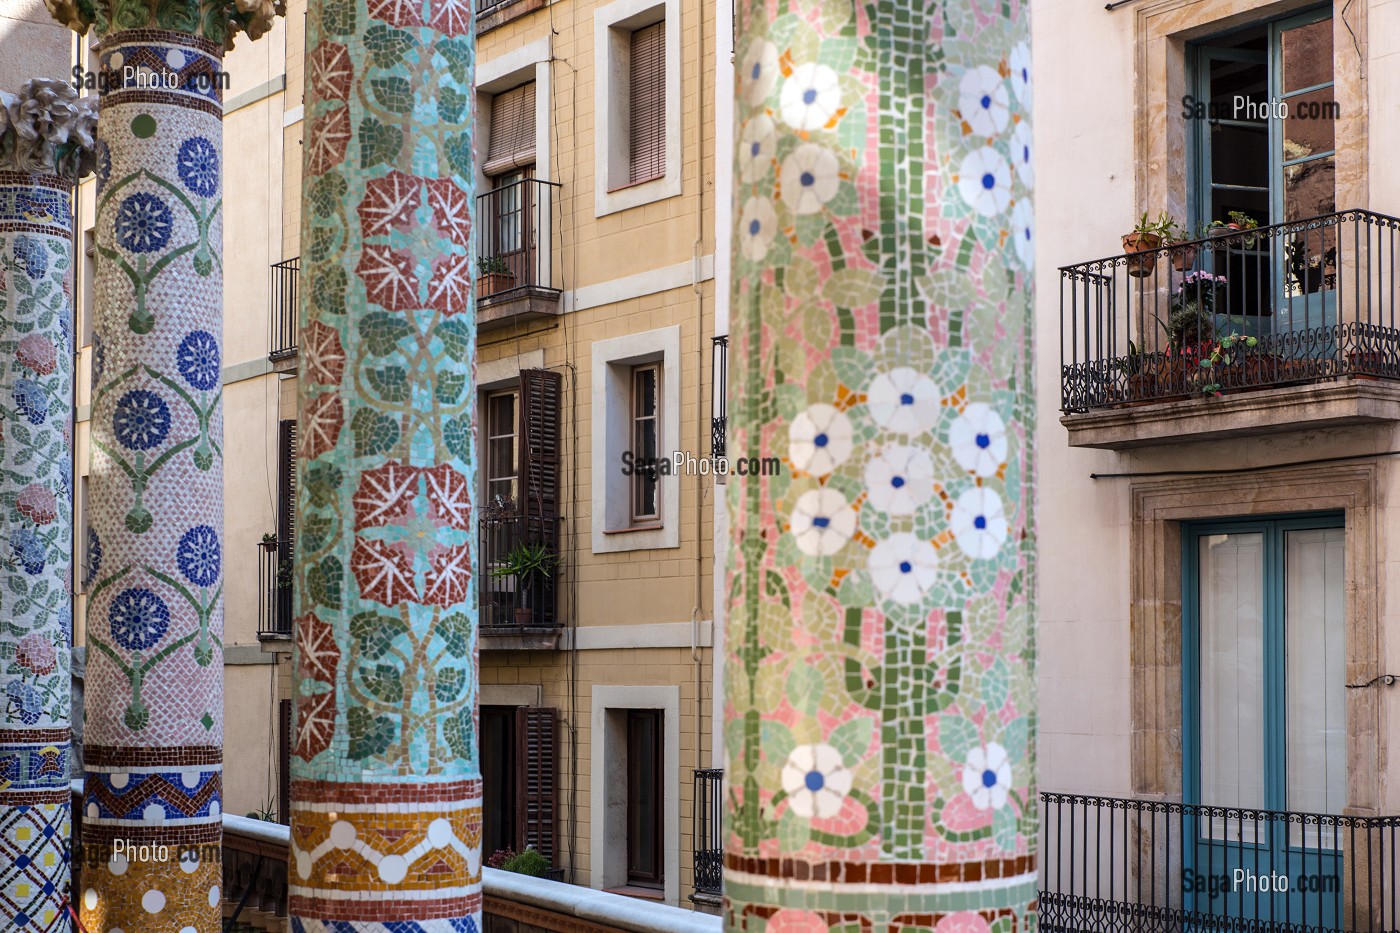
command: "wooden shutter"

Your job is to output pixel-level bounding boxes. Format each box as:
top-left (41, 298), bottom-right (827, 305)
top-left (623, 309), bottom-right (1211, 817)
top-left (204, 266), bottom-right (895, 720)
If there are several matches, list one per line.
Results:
top-left (278, 699), bottom-right (292, 824)
top-left (485, 82), bottom-right (537, 177)
top-left (515, 706), bottom-right (558, 864)
top-left (519, 370), bottom-right (560, 626)
top-left (628, 22), bottom-right (666, 183)
top-left (277, 420), bottom-right (297, 633)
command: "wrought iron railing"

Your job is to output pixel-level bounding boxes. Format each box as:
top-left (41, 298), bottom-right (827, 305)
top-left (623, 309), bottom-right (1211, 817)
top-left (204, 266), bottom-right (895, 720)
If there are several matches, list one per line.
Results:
top-left (1060, 210), bottom-right (1400, 413)
top-left (479, 504), bottom-right (559, 629)
top-left (692, 768), bottom-right (724, 899)
top-left (257, 538), bottom-right (292, 638)
top-left (711, 335), bottom-right (728, 460)
top-left (477, 178), bottom-right (561, 303)
top-left (269, 256), bottom-right (300, 361)
top-left (1040, 792), bottom-right (1400, 933)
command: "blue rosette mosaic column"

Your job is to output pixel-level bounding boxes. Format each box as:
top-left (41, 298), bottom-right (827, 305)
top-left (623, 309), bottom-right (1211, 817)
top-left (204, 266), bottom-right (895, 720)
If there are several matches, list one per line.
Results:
top-left (288, 0), bottom-right (480, 927)
top-left (724, 1), bottom-right (1037, 931)
top-left (42, 0), bottom-right (283, 929)
top-left (0, 78), bottom-right (96, 933)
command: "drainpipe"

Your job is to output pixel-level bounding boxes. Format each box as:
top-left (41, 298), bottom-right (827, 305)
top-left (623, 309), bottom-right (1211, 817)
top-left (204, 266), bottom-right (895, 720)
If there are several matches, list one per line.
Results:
top-left (691, 0), bottom-right (708, 785)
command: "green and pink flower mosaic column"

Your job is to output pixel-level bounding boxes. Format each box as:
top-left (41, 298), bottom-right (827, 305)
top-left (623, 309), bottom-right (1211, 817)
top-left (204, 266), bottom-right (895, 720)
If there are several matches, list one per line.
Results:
top-left (724, 1), bottom-right (1037, 931)
top-left (0, 78), bottom-right (95, 933)
top-left (288, 0), bottom-right (481, 927)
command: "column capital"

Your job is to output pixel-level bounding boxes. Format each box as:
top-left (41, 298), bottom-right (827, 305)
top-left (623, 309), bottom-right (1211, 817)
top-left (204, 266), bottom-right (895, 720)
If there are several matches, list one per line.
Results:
top-left (46, 0), bottom-right (284, 50)
top-left (0, 79), bottom-right (97, 179)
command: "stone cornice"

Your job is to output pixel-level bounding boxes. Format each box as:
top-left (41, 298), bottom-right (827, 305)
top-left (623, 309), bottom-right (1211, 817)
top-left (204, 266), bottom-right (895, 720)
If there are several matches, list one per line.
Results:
top-left (46, 0), bottom-right (284, 50)
top-left (0, 79), bottom-right (98, 179)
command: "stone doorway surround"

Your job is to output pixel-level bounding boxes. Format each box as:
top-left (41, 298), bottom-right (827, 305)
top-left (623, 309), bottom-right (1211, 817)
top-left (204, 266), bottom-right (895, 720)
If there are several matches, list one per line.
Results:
top-left (1130, 0), bottom-right (1369, 220)
top-left (1128, 461), bottom-right (1382, 813)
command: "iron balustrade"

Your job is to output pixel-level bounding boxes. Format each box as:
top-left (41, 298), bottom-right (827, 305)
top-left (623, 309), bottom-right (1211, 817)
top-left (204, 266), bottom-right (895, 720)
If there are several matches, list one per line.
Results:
top-left (269, 256), bottom-right (300, 361)
top-left (1040, 791), bottom-right (1400, 933)
top-left (692, 768), bottom-right (724, 899)
top-left (1059, 210), bottom-right (1400, 413)
top-left (477, 177), bottom-right (561, 303)
top-left (479, 504), bottom-right (559, 629)
top-left (257, 538), bottom-right (293, 638)
top-left (711, 335), bottom-right (728, 460)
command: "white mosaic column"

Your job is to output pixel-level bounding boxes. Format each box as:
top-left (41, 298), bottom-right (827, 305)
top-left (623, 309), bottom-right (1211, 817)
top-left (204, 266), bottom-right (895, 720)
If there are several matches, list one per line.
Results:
top-left (724, 1), bottom-right (1038, 930)
top-left (0, 78), bottom-right (95, 933)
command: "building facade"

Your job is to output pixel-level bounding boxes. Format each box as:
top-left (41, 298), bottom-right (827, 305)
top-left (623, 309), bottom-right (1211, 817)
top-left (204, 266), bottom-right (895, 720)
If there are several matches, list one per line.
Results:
top-left (1035, 1), bottom-right (1400, 929)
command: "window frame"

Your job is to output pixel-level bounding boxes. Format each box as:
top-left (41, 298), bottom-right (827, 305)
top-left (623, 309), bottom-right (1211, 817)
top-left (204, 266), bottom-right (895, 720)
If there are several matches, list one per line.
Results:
top-left (625, 709), bottom-right (665, 887)
top-left (485, 386), bottom-right (521, 510)
top-left (629, 362), bottom-right (662, 524)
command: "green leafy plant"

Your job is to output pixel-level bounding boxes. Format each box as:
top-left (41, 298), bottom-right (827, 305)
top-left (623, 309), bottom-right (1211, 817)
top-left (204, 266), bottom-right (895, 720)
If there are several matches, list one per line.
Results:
top-left (491, 542), bottom-right (558, 583)
top-left (245, 796), bottom-right (278, 822)
top-left (277, 558), bottom-right (294, 590)
top-left (1209, 211), bottom-right (1261, 248)
top-left (501, 847), bottom-right (552, 877)
top-left (478, 255), bottom-right (510, 276)
top-left (1199, 333), bottom-right (1260, 396)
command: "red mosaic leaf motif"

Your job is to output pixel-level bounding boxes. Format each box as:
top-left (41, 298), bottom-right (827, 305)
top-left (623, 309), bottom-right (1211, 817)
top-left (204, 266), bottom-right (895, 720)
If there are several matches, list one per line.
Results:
top-left (351, 537), bottom-right (419, 606)
top-left (366, 0), bottom-right (423, 27)
top-left (308, 41), bottom-right (353, 103)
top-left (301, 393), bottom-right (345, 459)
top-left (421, 463), bottom-right (471, 531)
top-left (426, 252), bottom-right (472, 317)
top-left (306, 107), bottom-right (351, 176)
top-left (304, 321), bottom-right (347, 386)
top-left (295, 689), bottom-right (337, 760)
top-left (352, 461), bottom-right (420, 531)
top-left (356, 243), bottom-right (421, 312)
top-left (295, 612), bottom-right (341, 684)
top-left (428, 0), bottom-right (472, 36)
top-left (359, 169), bottom-right (422, 239)
top-left (16, 483), bottom-right (57, 525)
top-left (425, 178), bottom-right (471, 247)
top-left (423, 542), bottom-right (472, 607)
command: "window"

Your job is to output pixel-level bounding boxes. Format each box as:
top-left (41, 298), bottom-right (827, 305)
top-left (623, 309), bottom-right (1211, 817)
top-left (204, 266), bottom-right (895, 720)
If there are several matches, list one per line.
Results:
top-left (486, 390), bottom-right (519, 508)
top-left (628, 22), bottom-right (665, 184)
top-left (485, 81), bottom-right (537, 177)
top-left (479, 705), bottom-right (558, 862)
top-left (81, 229), bottom-right (94, 348)
top-left (626, 709), bottom-right (664, 886)
top-left (630, 364), bottom-right (660, 522)
top-left (481, 705), bottom-right (518, 857)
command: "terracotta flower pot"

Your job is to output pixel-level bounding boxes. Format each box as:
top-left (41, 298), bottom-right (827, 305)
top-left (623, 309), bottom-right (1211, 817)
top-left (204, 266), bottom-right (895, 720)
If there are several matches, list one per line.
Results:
top-left (1169, 243), bottom-right (1197, 272)
top-left (1121, 232), bottom-right (1161, 278)
top-left (478, 272), bottom-right (515, 299)
top-left (514, 607), bottom-right (533, 626)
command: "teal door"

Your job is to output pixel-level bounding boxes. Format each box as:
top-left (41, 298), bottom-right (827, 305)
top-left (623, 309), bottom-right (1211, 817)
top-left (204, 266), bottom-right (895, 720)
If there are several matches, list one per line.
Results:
top-left (1183, 515), bottom-right (1347, 929)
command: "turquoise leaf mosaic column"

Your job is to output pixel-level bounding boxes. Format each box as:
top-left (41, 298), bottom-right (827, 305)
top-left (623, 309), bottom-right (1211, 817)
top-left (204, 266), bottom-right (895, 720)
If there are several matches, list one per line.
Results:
top-left (288, 0), bottom-right (480, 927)
top-left (724, 1), bottom-right (1037, 931)
top-left (42, 0), bottom-right (282, 929)
top-left (0, 78), bottom-right (95, 933)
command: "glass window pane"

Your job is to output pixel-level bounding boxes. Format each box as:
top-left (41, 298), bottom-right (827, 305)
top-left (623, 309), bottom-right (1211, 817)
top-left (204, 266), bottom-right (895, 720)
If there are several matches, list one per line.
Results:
top-left (1285, 528), bottom-right (1346, 844)
top-left (1209, 58), bottom-right (1268, 122)
top-left (634, 367), bottom-right (657, 417)
top-left (1199, 533), bottom-right (1266, 826)
top-left (1283, 87), bottom-right (1336, 161)
top-left (1284, 153), bottom-right (1334, 223)
top-left (1209, 123), bottom-right (1269, 187)
top-left (1280, 18), bottom-right (1332, 94)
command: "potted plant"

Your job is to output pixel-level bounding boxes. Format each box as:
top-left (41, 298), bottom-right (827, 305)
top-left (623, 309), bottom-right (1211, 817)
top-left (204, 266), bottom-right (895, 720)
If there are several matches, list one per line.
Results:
top-left (1161, 219), bottom-right (1199, 272)
top-left (491, 541), bottom-right (558, 626)
top-left (1122, 211), bottom-right (1173, 277)
top-left (260, 532), bottom-right (278, 552)
top-left (1199, 332), bottom-right (1260, 396)
top-left (477, 255), bottom-right (514, 299)
top-left (1208, 211), bottom-right (1260, 249)
top-left (1166, 270), bottom-right (1226, 348)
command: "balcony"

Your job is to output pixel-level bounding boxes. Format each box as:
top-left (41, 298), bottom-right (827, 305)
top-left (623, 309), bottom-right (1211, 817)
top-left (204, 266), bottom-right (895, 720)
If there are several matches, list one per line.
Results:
top-left (476, 0), bottom-right (545, 33)
top-left (269, 256), bottom-right (299, 372)
top-left (1060, 210), bottom-right (1400, 449)
top-left (257, 537), bottom-right (292, 640)
top-left (691, 769), bottom-right (723, 909)
top-left (479, 503), bottom-right (562, 650)
top-left (1040, 792), bottom-right (1400, 933)
top-left (711, 336), bottom-right (728, 462)
top-left (477, 178), bottom-right (562, 331)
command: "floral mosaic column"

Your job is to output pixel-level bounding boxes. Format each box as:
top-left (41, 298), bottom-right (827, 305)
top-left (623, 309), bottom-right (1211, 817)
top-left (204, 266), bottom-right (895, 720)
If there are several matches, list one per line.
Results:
top-left (288, 0), bottom-right (479, 927)
top-left (42, 0), bottom-right (281, 929)
top-left (0, 79), bottom-right (96, 933)
top-left (724, 1), bottom-right (1036, 931)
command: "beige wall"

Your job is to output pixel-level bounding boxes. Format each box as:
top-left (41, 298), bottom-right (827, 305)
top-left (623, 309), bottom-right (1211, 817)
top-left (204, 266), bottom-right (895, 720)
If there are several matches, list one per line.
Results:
top-left (0, 0), bottom-right (69, 90)
top-left (1033, 0), bottom-right (1400, 813)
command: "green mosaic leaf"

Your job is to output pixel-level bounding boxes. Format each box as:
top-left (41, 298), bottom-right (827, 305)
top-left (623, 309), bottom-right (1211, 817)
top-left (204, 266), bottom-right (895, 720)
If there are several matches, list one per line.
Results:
top-left (777, 806), bottom-right (810, 851)
top-left (435, 371), bottom-right (465, 404)
top-left (438, 87), bottom-right (466, 124)
top-left (349, 611), bottom-right (408, 658)
top-left (308, 556), bottom-right (343, 610)
top-left (300, 513), bottom-right (334, 553)
top-left (1001, 715), bottom-right (1029, 763)
top-left (365, 23), bottom-right (416, 67)
top-left (359, 116), bottom-right (404, 170)
top-left (724, 718), bottom-right (745, 766)
top-left (827, 715), bottom-right (873, 763)
top-left (370, 76), bottom-right (414, 114)
top-left (304, 462), bottom-right (344, 508)
top-left (759, 720), bottom-right (795, 766)
top-left (443, 705), bottom-right (474, 760)
top-left (438, 319), bottom-right (473, 362)
top-left (993, 803), bottom-right (1019, 852)
top-left (445, 132), bottom-right (473, 180)
top-left (982, 657), bottom-right (1011, 713)
top-left (439, 612), bottom-right (472, 657)
top-left (361, 663), bottom-right (404, 703)
top-left (434, 667), bottom-right (466, 703)
top-left (786, 660), bottom-right (823, 716)
top-left (321, 0), bottom-right (357, 34)
top-left (306, 225), bottom-right (337, 264)
top-left (360, 310), bottom-right (412, 356)
top-left (346, 707), bottom-right (395, 760)
top-left (351, 409), bottom-right (400, 458)
top-left (444, 417), bottom-right (471, 461)
top-left (826, 266), bottom-right (886, 308)
top-left (367, 366), bottom-right (410, 403)
top-left (437, 38), bottom-right (472, 83)
top-left (312, 264), bottom-right (347, 316)
top-left (938, 714), bottom-right (979, 764)
top-left (309, 173), bottom-right (349, 217)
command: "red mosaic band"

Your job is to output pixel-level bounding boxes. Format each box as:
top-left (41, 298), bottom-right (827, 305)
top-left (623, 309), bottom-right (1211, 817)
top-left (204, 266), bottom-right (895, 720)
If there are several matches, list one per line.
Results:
top-left (0, 728), bottom-right (70, 743)
top-left (290, 778), bottom-right (483, 804)
top-left (85, 745), bottom-right (223, 767)
top-left (723, 854), bottom-right (1037, 885)
top-left (0, 172), bottom-right (68, 188)
top-left (81, 823), bottom-right (223, 848)
top-left (0, 789), bottom-right (71, 806)
top-left (288, 892), bottom-right (483, 921)
top-left (97, 26), bottom-right (225, 57)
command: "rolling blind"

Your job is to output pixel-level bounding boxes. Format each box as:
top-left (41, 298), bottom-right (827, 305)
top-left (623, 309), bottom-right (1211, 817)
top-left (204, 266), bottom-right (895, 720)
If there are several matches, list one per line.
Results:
top-left (485, 81), bottom-right (536, 176)
top-left (628, 22), bottom-right (666, 183)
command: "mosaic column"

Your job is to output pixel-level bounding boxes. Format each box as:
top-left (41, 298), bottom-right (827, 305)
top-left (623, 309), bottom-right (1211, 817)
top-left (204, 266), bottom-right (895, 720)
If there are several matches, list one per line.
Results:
top-left (42, 0), bottom-right (281, 929)
top-left (0, 79), bottom-right (96, 933)
top-left (287, 0), bottom-right (480, 927)
top-left (724, 1), bottom-right (1037, 931)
